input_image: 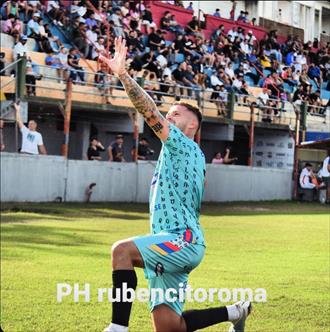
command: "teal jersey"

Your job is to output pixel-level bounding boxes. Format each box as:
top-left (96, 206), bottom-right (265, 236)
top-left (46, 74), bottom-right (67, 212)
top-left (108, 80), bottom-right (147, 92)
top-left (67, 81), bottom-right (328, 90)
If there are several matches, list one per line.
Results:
top-left (149, 124), bottom-right (206, 245)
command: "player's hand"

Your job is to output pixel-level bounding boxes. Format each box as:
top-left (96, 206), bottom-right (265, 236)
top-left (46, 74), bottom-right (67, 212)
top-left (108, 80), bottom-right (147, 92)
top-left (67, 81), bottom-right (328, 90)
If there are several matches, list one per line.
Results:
top-left (99, 37), bottom-right (127, 77)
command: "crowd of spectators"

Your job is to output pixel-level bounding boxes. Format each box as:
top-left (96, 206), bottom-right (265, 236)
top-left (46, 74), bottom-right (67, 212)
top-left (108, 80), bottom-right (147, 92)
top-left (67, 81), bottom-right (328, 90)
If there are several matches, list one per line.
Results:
top-left (1, 0), bottom-right (329, 119)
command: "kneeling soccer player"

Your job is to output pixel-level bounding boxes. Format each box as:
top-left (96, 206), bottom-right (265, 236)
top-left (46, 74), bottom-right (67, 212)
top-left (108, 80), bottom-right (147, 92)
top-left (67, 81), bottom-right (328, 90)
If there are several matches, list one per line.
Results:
top-left (101, 38), bottom-right (252, 332)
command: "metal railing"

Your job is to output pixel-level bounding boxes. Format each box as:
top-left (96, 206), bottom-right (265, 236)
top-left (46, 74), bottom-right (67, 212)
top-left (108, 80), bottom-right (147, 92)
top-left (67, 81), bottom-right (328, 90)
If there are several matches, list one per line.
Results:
top-left (2, 60), bottom-right (329, 129)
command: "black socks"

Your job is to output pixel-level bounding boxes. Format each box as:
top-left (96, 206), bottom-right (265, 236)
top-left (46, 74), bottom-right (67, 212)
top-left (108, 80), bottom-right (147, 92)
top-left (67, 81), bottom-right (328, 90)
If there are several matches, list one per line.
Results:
top-left (182, 307), bottom-right (229, 331)
top-left (111, 269), bottom-right (138, 327)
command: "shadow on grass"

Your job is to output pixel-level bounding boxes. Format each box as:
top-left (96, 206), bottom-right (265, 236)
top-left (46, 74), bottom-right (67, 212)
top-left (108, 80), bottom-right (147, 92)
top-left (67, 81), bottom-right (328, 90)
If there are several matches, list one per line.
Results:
top-left (1, 201), bottom-right (328, 221)
top-left (1, 224), bottom-right (101, 247)
top-left (2, 242), bottom-right (109, 260)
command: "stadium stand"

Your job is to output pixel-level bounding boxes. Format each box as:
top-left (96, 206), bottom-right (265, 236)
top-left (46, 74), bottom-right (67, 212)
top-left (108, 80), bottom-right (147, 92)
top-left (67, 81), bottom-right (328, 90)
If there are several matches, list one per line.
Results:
top-left (0, 0), bottom-right (329, 150)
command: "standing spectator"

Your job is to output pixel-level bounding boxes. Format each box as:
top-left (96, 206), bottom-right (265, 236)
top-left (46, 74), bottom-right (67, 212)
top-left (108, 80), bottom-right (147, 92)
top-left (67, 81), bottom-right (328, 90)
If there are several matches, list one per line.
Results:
top-left (230, 0), bottom-right (237, 20)
top-left (26, 61), bottom-right (42, 96)
top-left (14, 103), bottom-right (47, 155)
top-left (67, 48), bottom-right (85, 83)
top-left (212, 149), bottom-right (237, 164)
top-left (45, 52), bottom-right (65, 83)
top-left (213, 9), bottom-right (221, 18)
top-left (186, 2), bottom-right (193, 10)
top-left (108, 134), bottom-right (125, 162)
top-left (91, 36), bottom-right (106, 61)
top-left (87, 137), bottom-right (105, 160)
top-left (215, 85), bottom-right (228, 116)
top-left (0, 119), bottom-right (5, 151)
top-left (94, 64), bottom-right (111, 103)
top-left (318, 155), bottom-right (330, 202)
top-left (131, 137), bottom-right (154, 161)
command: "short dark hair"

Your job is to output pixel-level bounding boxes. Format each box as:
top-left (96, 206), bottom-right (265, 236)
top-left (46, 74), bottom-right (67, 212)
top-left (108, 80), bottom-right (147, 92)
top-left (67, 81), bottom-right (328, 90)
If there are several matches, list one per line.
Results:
top-left (305, 163), bottom-right (312, 167)
top-left (173, 102), bottom-right (202, 130)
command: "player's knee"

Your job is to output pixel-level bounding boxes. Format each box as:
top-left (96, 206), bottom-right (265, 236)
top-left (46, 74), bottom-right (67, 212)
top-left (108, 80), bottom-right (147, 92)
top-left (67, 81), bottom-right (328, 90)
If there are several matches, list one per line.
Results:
top-left (111, 241), bottom-right (130, 260)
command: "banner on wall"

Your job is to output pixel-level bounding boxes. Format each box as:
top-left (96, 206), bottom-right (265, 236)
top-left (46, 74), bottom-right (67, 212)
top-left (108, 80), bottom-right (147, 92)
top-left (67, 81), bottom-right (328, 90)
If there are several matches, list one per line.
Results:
top-left (253, 130), bottom-right (295, 169)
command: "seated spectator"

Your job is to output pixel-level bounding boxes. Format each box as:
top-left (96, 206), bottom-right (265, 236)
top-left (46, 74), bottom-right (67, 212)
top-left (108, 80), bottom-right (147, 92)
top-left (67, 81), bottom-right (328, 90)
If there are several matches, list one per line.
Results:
top-left (186, 2), bottom-right (193, 10)
top-left (308, 63), bottom-right (322, 88)
top-left (172, 61), bottom-right (187, 94)
top-left (299, 163), bottom-right (317, 189)
top-left (110, 7), bottom-right (124, 37)
top-left (67, 48), bottom-right (85, 84)
top-left (292, 85), bottom-right (307, 106)
top-left (148, 28), bottom-right (166, 52)
top-left (185, 16), bottom-right (199, 36)
top-left (2, 14), bottom-right (22, 42)
top-left (257, 87), bottom-right (274, 122)
top-left (46, 0), bottom-right (63, 26)
top-left (307, 90), bottom-right (322, 114)
top-left (144, 72), bottom-right (161, 103)
top-left (45, 52), bottom-right (66, 83)
top-left (87, 137), bottom-right (105, 160)
top-left (14, 102), bottom-right (47, 155)
top-left (141, 5), bottom-right (157, 33)
top-left (13, 35), bottom-right (29, 60)
top-left (160, 11), bottom-right (172, 31)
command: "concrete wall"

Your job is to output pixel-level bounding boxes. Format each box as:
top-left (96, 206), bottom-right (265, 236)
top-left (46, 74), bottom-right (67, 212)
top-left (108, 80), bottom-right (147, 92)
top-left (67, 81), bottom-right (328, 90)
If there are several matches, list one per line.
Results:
top-left (0, 153), bottom-right (293, 202)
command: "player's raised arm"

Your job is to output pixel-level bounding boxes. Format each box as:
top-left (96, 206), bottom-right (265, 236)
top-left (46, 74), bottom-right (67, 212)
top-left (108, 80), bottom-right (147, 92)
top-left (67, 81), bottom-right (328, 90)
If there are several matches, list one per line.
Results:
top-left (99, 37), bottom-right (169, 142)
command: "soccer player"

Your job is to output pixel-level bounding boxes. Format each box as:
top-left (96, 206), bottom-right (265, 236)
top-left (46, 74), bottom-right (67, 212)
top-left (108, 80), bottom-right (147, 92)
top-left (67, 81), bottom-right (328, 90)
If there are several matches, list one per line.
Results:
top-left (101, 37), bottom-right (251, 332)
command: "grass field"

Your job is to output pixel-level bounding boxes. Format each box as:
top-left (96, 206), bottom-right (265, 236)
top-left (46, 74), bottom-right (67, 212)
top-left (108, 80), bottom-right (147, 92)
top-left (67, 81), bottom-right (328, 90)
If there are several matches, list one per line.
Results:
top-left (1, 201), bottom-right (329, 332)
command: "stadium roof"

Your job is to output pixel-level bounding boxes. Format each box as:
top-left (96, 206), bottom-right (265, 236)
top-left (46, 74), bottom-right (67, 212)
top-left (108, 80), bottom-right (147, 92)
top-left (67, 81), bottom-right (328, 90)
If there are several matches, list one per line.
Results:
top-left (298, 139), bottom-right (330, 151)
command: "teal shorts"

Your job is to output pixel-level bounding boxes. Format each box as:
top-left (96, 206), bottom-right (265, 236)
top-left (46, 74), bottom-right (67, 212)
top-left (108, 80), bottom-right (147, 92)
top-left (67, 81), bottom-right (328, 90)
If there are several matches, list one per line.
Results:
top-left (133, 230), bottom-right (205, 316)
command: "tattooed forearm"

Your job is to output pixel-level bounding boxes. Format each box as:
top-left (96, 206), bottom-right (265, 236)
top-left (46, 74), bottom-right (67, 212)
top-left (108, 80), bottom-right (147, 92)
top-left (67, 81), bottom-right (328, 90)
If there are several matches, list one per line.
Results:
top-left (151, 122), bottom-right (164, 132)
top-left (118, 72), bottom-right (168, 140)
top-left (119, 72), bottom-right (159, 118)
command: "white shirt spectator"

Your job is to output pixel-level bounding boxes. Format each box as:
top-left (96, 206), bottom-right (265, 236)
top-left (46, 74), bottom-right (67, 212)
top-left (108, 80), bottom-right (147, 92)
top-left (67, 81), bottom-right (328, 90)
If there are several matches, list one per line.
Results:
top-left (156, 54), bottom-right (168, 68)
top-left (227, 29), bottom-right (237, 42)
top-left (219, 90), bottom-right (228, 102)
top-left (319, 156), bottom-right (330, 177)
top-left (257, 91), bottom-right (269, 105)
top-left (162, 67), bottom-right (172, 79)
top-left (233, 78), bottom-right (242, 89)
top-left (13, 41), bottom-right (28, 60)
top-left (211, 74), bottom-right (223, 87)
top-left (20, 126), bottom-right (44, 154)
top-left (47, 0), bottom-right (59, 12)
top-left (299, 167), bottom-right (315, 189)
top-left (86, 28), bottom-right (97, 46)
top-left (240, 41), bottom-right (250, 54)
top-left (225, 66), bottom-right (235, 80)
top-left (92, 41), bottom-right (105, 60)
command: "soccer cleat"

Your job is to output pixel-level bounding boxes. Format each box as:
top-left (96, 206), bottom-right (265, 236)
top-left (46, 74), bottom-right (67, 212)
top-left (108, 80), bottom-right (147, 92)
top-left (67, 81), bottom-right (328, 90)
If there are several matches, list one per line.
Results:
top-left (228, 301), bottom-right (252, 332)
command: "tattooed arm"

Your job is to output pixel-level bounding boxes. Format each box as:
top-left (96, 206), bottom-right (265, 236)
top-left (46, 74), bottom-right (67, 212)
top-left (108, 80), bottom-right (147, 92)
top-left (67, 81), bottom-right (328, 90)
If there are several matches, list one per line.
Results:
top-left (118, 72), bottom-right (169, 141)
top-left (99, 37), bottom-right (169, 141)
